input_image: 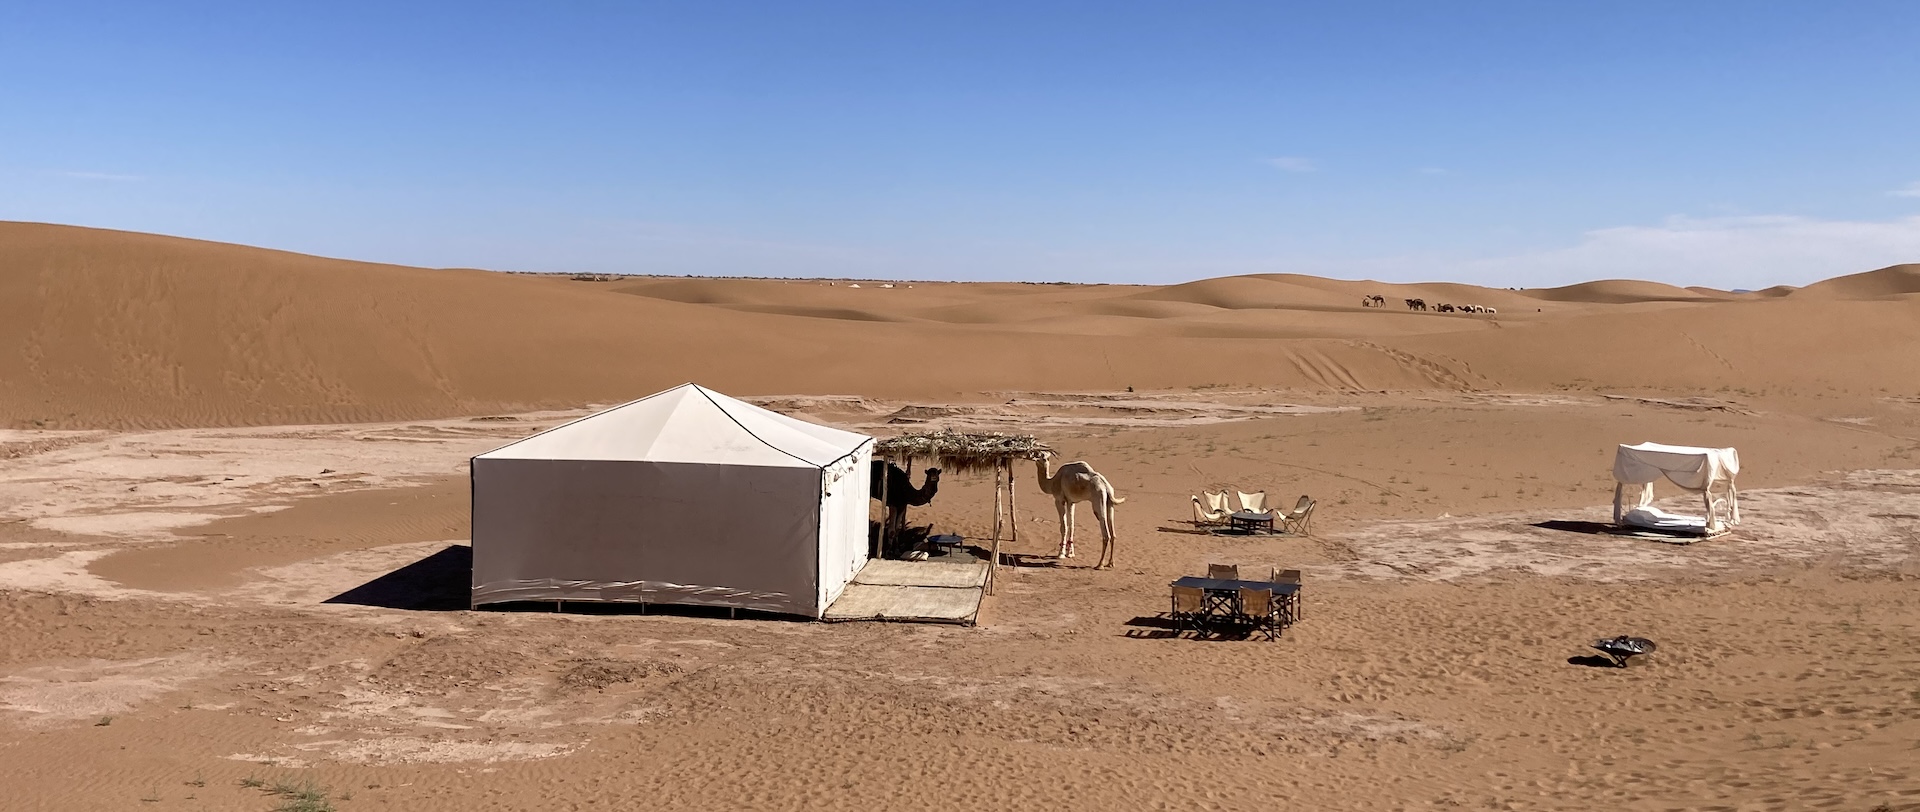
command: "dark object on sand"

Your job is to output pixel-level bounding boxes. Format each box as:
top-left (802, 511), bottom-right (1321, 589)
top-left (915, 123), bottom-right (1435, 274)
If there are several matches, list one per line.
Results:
top-left (1591, 636), bottom-right (1657, 668)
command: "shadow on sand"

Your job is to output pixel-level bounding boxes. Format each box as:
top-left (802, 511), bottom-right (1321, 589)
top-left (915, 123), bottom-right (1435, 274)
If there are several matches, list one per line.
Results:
top-left (1567, 654), bottom-right (1626, 668)
top-left (326, 543), bottom-right (471, 611)
top-left (325, 543), bottom-right (810, 622)
top-left (1121, 615), bottom-right (1269, 641)
top-left (1532, 520), bottom-right (1625, 535)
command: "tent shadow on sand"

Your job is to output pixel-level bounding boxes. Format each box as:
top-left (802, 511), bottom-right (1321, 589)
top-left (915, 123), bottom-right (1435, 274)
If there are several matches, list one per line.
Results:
top-left (326, 543), bottom-right (472, 611)
top-left (325, 543), bottom-right (807, 621)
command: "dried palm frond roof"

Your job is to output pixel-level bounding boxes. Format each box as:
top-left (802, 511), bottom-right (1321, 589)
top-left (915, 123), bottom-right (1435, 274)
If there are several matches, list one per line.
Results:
top-left (874, 430), bottom-right (1050, 474)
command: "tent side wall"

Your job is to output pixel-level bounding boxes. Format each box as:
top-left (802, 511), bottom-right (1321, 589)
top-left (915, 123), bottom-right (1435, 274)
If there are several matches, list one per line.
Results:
top-left (815, 444), bottom-right (872, 614)
top-left (472, 457), bottom-right (824, 616)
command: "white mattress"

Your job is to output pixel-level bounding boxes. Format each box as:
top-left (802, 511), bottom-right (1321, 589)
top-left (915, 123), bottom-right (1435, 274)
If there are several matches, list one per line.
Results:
top-left (1621, 506), bottom-right (1710, 534)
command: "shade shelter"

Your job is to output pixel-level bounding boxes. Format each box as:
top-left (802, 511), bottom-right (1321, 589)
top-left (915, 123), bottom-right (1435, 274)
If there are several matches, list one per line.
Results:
top-left (1611, 442), bottom-right (1741, 536)
top-left (470, 384), bottom-right (873, 618)
top-left (873, 430), bottom-right (1050, 595)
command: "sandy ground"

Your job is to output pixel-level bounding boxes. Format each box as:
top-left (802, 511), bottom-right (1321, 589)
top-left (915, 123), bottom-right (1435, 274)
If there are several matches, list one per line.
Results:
top-left (2, 223), bottom-right (1920, 809)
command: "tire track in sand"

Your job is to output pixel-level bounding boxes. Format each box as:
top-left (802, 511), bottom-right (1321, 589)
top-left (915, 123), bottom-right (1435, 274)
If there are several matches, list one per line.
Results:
top-left (1350, 342), bottom-right (1482, 391)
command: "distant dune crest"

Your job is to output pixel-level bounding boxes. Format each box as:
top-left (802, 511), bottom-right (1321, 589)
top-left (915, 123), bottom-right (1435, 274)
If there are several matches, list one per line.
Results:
top-left (2, 221), bottom-right (1916, 429)
top-left (1791, 263), bottom-right (1920, 300)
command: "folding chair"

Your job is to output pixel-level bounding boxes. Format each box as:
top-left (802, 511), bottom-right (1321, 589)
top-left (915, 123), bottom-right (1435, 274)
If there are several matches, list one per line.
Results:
top-left (1277, 496), bottom-right (1316, 536)
top-left (1171, 586), bottom-right (1207, 636)
top-left (1207, 563), bottom-right (1239, 580)
top-left (1191, 492), bottom-right (1231, 525)
top-left (1235, 490), bottom-right (1268, 514)
top-left (1237, 587), bottom-right (1279, 640)
top-left (1260, 568), bottom-right (1303, 623)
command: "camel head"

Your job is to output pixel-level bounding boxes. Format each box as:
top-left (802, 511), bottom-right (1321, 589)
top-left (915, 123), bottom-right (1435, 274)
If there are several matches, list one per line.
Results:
top-left (923, 468), bottom-right (941, 482)
top-left (1032, 452), bottom-right (1058, 493)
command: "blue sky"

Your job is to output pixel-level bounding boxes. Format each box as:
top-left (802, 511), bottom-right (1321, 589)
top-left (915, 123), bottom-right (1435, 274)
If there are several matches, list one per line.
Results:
top-left (4, 1), bottom-right (1919, 287)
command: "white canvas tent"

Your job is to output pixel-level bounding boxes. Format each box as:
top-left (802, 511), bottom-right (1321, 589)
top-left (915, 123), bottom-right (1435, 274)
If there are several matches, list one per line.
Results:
top-left (470, 384), bottom-right (874, 618)
top-left (1612, 442), bottom-right (1740, 535)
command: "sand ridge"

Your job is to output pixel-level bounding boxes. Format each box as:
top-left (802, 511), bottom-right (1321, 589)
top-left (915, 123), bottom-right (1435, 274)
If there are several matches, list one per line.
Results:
top-left (9, 222), bottom-right (1920, 430)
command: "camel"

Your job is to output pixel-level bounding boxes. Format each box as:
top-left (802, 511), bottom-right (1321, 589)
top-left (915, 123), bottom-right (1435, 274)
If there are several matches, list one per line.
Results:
top-left (1033, 453), bottom-right (1125, 569)
top-left (1436, 303), bottom-right (1455, 313)
top-left (1361, 294), bottom-right (1385, 307)
top-left (1404, 298), bottom-right (1427, 311)
top-left (870, 461), bottom-right (941, 546)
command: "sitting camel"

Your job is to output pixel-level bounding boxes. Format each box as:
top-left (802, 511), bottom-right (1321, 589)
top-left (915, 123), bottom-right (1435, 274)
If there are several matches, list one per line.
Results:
top-left (870, 461), bottom-right (941, 546)
top-left (1033, 452), bottom-right (1125, 569)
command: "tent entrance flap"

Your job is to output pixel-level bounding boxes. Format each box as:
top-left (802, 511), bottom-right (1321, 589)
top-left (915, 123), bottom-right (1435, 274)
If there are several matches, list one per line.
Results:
top-left (1610, 442), bottom-right (1741, 535)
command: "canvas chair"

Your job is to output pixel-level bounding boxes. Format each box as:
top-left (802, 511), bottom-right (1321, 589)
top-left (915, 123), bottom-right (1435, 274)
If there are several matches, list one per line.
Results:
top-left (1235, 490), bottom-right (1268, 514)
top-left (1191, 492), bottom-right (1231, 525)
top-left (1277, 495), bottom-right (1316, 536)
top-left (1269, 568), bottom-right (1303, 623)
top-left (1237, 587), bottom-right (1279, 640)
top-left (1171, 586), bottom-right (1206, 635)
top-left (1207, 563), bottom-right (1239, 580)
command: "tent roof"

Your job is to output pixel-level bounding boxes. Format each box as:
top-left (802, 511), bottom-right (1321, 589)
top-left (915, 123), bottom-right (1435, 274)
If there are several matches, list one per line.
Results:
top-left (476, 383), bottom-right (872, 468)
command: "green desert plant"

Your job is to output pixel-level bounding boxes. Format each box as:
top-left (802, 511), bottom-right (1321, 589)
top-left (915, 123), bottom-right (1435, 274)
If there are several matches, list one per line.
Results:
top-left (264, 779), bottom-right (337, 812)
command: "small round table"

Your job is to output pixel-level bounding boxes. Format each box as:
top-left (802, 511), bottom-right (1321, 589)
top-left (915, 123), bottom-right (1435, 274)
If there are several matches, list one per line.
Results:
top-left (1227, 510), bottom-right (1274, 534)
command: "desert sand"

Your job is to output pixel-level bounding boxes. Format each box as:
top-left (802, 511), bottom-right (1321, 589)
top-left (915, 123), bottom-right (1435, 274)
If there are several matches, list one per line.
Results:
top-left (2, 221), bottom-right (1918, 810)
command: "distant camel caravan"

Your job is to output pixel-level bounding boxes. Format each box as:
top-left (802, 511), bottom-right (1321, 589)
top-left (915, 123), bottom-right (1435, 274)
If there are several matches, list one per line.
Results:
top-left (1408, 300), bottom-right (1498, 315)
top-left (1360, 294), bottom-right (1386, 307)
top-left (1033, 452), bottom-right (1124, 569)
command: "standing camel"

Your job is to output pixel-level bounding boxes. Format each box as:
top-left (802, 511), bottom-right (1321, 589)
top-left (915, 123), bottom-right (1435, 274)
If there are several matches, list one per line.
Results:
top-left (1032, 453), bottom-right (1125, 569)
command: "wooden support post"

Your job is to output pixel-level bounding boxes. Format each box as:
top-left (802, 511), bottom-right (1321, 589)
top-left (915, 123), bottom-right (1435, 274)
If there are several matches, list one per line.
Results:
top-left (988, 459), bottom-right (1004, 595)
top-left (876, 454), bottom-right (889, 560)
top-left (1009, 458), bottom-right (1018, 546)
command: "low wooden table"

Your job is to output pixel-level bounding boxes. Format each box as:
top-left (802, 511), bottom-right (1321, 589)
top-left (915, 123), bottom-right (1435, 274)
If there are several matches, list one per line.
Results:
top-left (1227, 510), bottom-right (1274, 534)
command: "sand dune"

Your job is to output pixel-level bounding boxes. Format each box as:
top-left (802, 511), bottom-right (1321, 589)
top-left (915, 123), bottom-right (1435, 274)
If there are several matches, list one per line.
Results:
top-left (5, 222), bottom-right (1919, 428)
top-left (1791, 263), bottom-right (1920, 299)
top-left (1517, 278), bottom-right (1720, 304)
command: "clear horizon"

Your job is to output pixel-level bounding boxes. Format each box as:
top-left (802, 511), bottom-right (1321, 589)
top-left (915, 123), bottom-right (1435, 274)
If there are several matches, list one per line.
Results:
top-left (4, 2), bottom-right (1918, 289)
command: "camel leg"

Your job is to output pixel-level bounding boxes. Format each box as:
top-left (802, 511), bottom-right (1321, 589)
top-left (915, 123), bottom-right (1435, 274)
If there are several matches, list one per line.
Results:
top-left (1059, 502), bottom-right (1075, 560)
top-left (1093, 498), bottom-right (1115, 569)
top-left (883, 506), bottom-right (904, 555)
top-left (1061, 501), bottom-right (1077, 559)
